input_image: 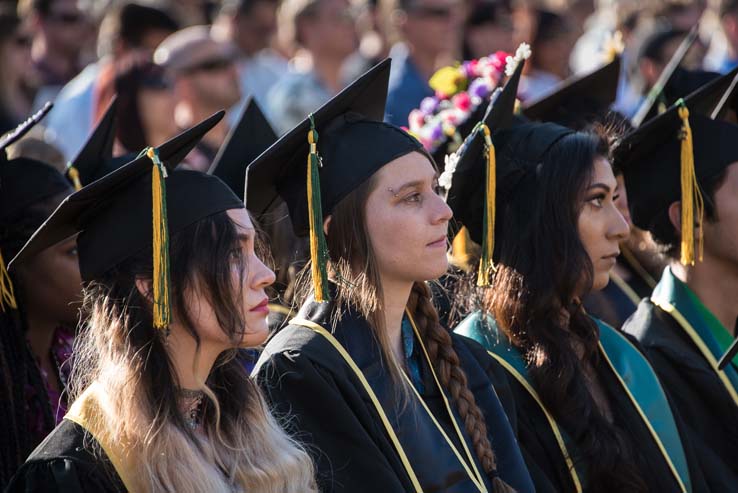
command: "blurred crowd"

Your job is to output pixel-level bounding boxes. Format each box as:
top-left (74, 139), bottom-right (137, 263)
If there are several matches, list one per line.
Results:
top-left (1, 0), bottom-right (736, 164)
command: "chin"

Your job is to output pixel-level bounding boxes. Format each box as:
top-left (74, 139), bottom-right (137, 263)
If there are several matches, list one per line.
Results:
top-left (591, 271), bottom-right (611, 292)
top-left (239, 321), bottom-right (269, 348)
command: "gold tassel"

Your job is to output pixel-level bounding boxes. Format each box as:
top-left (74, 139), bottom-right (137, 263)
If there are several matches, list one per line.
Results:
top-left (677, 102), bottom-right (704, 266)
top-left (477, 124), bottom-right (496, 286)
top-left (0, 249), bottom-right (17, 312)
top-left (306, 115), bottom-right (330, 302)
top-left (146, 147), bottom-right (172, 329)
top-left (67, 165), bottom-right (82, 191)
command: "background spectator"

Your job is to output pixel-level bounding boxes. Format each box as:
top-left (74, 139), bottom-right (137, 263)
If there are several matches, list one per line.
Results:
top-left (267, 0), bottom-right (358, 134)
top-left (0, 6), bottom-right (35, 134)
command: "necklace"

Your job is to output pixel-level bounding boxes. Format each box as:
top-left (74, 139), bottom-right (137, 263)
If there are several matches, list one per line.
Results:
top-left (177, 388), bottom-right (205, 430)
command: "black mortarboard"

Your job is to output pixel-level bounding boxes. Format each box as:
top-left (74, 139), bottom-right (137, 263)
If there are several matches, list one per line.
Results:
top-left (444, 57), bottom-right (525, 284)
top-left (65, 96), bottom-right (122, 189)
top-left (632, 25), bottom-right (699, 127)
top-left (245, 58), bottom-right (425, 301)
top-left (614, 82), bottom-right (738, 266)
top-left (1, 103), bottom-right (71, 222)
top-left (0, 103), bottom-right (71, 311)
top-left (208, 97), bottom-right (277, 201)
top-left (521, 56), bottom-right (621, 129)
top-left (10, 111), bottom-right (240, 329)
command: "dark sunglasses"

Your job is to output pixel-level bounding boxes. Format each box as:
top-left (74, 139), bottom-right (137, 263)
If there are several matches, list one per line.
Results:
top-left (13, 34), bottom-right (32, 48)
top-left (46, 11), bottom-right (85, 24)
top-left (408, 5), bottom-right (453, 19)
top-left (184, 58), bottom-right (234, 74)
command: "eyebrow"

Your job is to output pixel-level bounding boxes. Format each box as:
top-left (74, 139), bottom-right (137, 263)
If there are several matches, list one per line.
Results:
top-left (390, 173), bottom-right (440, 194)
top-left (236, 229), bottom-right (255, 241)
top-left (587, 182), bottom-right (612, 193)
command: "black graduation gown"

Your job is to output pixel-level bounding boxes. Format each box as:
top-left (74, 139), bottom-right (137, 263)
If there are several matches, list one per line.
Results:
top-left (624, 299), bottom-right (738, 491)
top-left (510, 349), bottom-right (707, 493)
top-left (456, 312), bottom-right (709, 493)
top-left (254, 299), bottom-right (535, 493)
top-left (5, 419), bottom-right (124, 493)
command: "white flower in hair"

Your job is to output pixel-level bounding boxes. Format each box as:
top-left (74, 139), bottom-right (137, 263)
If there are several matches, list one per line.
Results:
top-left (439, 152), bottom-right (460, 191)
top-left (505, 42), bottom-right (532, 76)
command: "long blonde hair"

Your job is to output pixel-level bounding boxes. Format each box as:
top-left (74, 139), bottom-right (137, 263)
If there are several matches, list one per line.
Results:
top-left (69, 211), bottom-right (316, 493)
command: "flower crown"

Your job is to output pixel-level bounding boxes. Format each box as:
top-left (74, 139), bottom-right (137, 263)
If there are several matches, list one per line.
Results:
top-left (405, 43), bottom-right (531, 156)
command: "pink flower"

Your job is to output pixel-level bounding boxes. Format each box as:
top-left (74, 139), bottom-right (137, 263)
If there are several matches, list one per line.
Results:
top-left (408, 109), bottom-right (426, 130)
top-left (452, 92), bottom-right (471, 112)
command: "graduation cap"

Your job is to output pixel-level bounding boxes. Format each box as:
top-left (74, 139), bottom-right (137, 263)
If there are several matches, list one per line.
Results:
top-left (207, 97), bottom-right (277, 201)
top-left (0, 103), bottom-right (70, 311)
top-left (631, 25), bottom-right (699, 127)
top-left (521, 56), bottom-right (621, 129)
top-left (9, 110), bottom-right (241, 330)
top-left (65, 96), bottom-right (121, 189)
top-left (444, 56), bottom-right (525, 285)
top-left (614, 73), bottom-right (738, 266)
top-left (245, 58), bottom-right (425, 301)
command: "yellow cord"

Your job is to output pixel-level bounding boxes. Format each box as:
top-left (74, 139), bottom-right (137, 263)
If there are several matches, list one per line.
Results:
top-left (67, 165), bottom-right (82, 190)
top-left (146, 147), bottom-right (171, 329)
top-left (477, 124), bottom-right (496, 286)
top-left (677, 104), bottom-right (704, 266)
top-left (0, 249), bottom-right (17, 312)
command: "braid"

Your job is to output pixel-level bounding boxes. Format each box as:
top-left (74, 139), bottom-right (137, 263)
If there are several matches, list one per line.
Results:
top-left (408, 281), bottom-right (498, 474)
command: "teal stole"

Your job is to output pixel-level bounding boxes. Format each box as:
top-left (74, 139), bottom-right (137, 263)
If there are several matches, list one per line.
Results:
top-left (456, 313), bottom-right (692, 492)
top-left (651, 267), bottom-right (738, 405)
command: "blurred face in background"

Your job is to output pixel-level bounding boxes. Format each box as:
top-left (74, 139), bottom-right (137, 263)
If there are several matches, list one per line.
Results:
top-left (400, 0), bottom-right (463, 57)
top-left (233, 0), bottom-right (279, 55)
top-left (38, 0), bottom-right (90, 57)
top-left (298, 0), bottom-right (358, 59)
top-left (180, 52), bottom-right (242, 110)
top-left (463, 4), bottom-right (514, 58)
top-left (138, 83), bottom-right (178, 146)
top-left (3, 21), bottom-right (34, 86)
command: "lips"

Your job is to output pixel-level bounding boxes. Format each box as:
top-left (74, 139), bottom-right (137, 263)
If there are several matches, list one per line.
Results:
top-left (427, 236), bottom-right (447, 248)
top-left (602, 251), bottom-right (620, 260)
top-left (250, 298), bottom-right (269, 313)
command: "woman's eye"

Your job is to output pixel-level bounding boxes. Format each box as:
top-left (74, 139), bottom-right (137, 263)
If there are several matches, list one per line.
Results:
top-left (433, 184), bottom-right (444, 196)
top-left (404, 192), bottom-right (422, 203)
top-left (67, 247), bottom-right (78, 257)
top-left (613, 193), bottom-right (620, 202)
top-left (588, 195), bottom-right (605, 208)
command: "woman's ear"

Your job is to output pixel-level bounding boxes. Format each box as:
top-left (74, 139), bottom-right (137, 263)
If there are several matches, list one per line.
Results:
top-left (134, 277), bottom-right (154, 303)
top-left (667, 201), bottom-right (682, 237)
top-left (323, 215), bottom-right (332, 236)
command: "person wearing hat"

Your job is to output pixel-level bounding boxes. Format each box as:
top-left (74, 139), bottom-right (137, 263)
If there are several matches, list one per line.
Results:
top-left (248, 59), bottom-right (534, 493)
top-left (6, 112), bottom-right (317, 492)
top-left (451, 67), bottom-right (706, 491)
top-left (617, 86), bottom-right (738, 489)
top-left (0, 104), bottom-right (80, 484)
top-left (154, 25), bottom-right (242, 167)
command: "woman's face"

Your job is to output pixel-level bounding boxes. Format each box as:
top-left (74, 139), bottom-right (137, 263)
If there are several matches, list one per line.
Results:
top-left (184, 208), bottom-right (276, 349)
top-left (364, 152), bottom-right (453, 286)
top-left (577, 157), bottom-right (629, 292)
top-left (16, 235), bottom-right (83, 327)
top-left (137, 87), bottom-right (177, 145)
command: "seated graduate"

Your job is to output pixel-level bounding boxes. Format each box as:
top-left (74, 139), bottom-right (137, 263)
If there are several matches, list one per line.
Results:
top-left (246, 60), bottom-right (534, 493)
top-left (6, 112), bottom-right (316, 493)
top-left (616, 78), bottom-right (738, 490)
top-left (448, 93), bottom-right (707, 490)
top-left (0, 105), bottom-right (78, 483)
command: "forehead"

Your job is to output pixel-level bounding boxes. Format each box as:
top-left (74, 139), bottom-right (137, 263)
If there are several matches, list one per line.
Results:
top-left (372, 151), bottom-right (436, 187)
top-left (226, 208), bottom-right (254, 232)
top-left (590, 156), bottom-right (617, 187)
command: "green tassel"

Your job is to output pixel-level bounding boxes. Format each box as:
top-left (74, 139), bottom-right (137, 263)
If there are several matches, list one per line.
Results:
top-left (307, 115), bottom-right (330, 302)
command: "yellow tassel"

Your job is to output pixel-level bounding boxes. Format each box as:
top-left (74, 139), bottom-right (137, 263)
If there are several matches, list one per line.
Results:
top-left (477, 124), bottom-right (496, 286)
top-left (146, 147), bottom-right (172, 329)
top-left (450, 226), bottom-right (475, 271)
top-left (677, 103), bottom-right (704, 266)
top-left (306, 115), bottom-right (330, 302)
top-left (67, 165), bottom-right (82, 191)
top-left (0, 249), bottom-right (17, 312)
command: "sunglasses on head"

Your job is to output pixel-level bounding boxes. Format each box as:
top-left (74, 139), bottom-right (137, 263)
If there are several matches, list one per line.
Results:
top-left (184, 58), bottom-right (234, 74)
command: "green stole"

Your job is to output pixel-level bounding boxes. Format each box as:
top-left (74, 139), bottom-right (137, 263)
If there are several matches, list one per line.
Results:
top-left (651, 267), bottom-right (738, 404)
top-left (458, 313), bottom-right (692, 492)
